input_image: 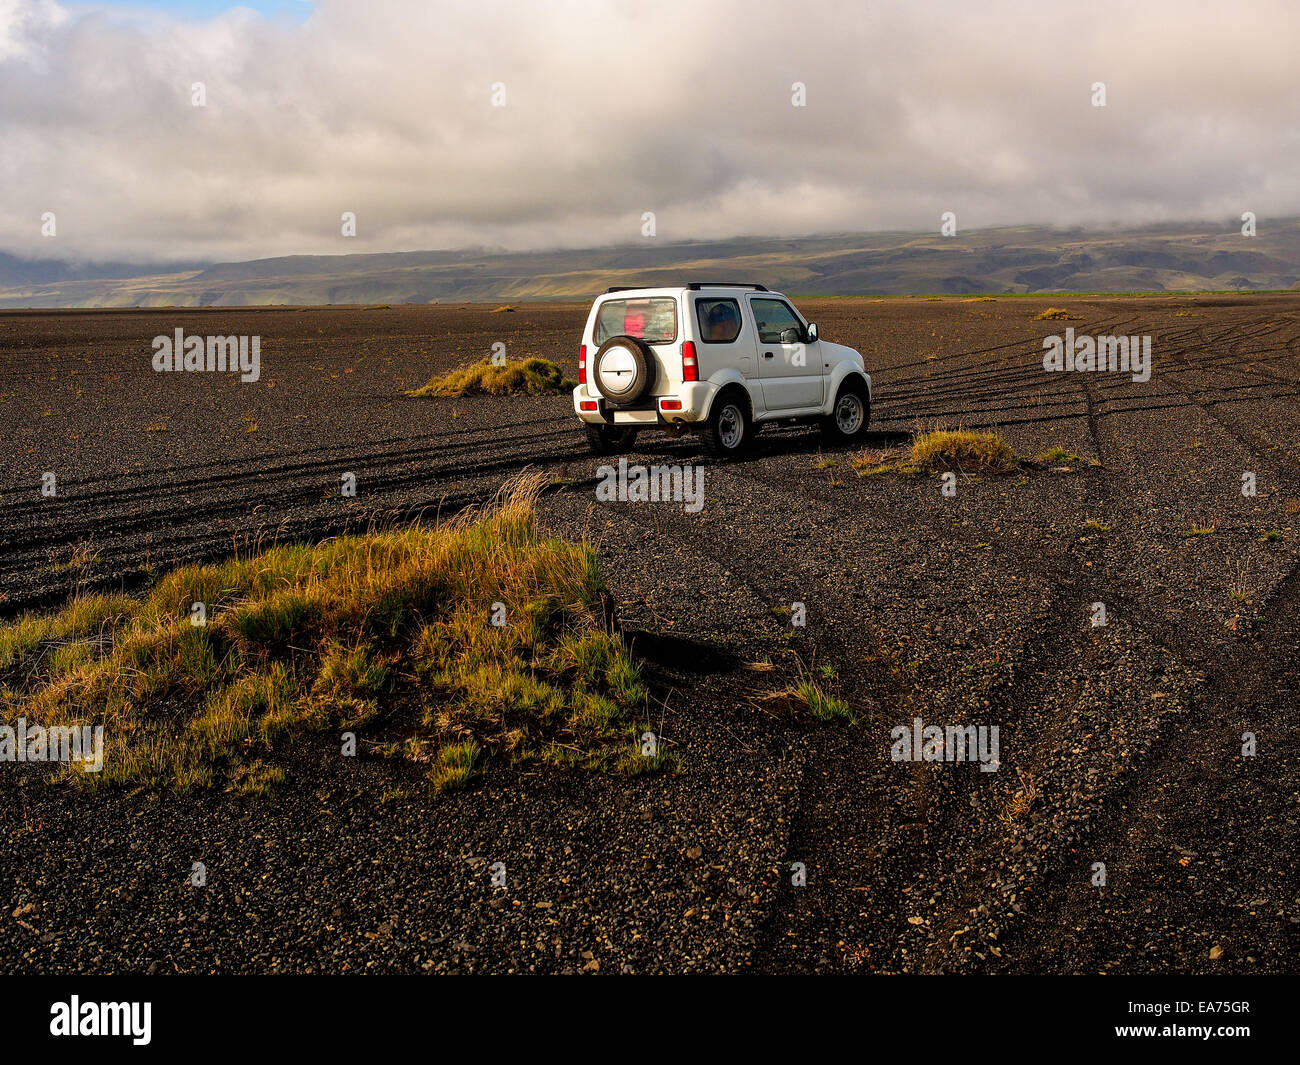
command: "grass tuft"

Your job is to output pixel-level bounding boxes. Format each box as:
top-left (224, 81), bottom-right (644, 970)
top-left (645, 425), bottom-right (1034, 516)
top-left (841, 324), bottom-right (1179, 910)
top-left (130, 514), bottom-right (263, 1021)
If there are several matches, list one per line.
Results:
top-left (407, 357), bottom-right (574, 397)
top-left (909, 429), bottom-right (1017, 474)
top-left (796, 680), bottom-right (855, 722)
top-left (765, 676), bottom-right (856, 723)
top-left (0, 476), bottom-right (651, 792)
top-left (429, 740), bottom-right (481, 792)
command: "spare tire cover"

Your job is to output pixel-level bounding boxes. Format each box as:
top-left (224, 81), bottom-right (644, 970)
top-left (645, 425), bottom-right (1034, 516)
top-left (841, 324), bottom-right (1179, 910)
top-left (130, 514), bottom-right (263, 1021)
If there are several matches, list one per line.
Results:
top-left (593, 336), bottom-right (654, 406)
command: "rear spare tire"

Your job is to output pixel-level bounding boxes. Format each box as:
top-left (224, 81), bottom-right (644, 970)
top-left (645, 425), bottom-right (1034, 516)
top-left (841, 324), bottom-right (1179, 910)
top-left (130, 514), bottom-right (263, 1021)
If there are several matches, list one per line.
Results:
top-left (592, 335), bottom-right (655, 407)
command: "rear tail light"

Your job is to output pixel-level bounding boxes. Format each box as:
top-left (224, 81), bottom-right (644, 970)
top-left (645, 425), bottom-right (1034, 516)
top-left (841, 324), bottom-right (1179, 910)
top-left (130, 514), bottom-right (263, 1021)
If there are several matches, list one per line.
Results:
top-left (579, 400), bottom-right (598, 411)
top-left (578, 344), bottom-right (587, 384)
top-left (681, 340), bottom-right (698, 382)
top-left (660, 399), bottom-right (683, 411)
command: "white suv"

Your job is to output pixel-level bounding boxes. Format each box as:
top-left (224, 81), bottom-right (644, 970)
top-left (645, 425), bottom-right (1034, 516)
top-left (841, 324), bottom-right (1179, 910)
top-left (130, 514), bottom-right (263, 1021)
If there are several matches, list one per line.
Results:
top-left (573, 283), bottom-right (872, 456)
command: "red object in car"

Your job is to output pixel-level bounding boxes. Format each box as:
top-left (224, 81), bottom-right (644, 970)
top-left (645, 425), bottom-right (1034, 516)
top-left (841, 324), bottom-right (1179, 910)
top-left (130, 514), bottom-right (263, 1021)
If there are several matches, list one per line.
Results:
top-left (578, 344), bottom-right (587, 384)
top-left (579, 400), bottom-right (598, 411)
top-left (681, 341), bottom-right (699, 382)
top-left (660, 399), bottom-right (683, 411)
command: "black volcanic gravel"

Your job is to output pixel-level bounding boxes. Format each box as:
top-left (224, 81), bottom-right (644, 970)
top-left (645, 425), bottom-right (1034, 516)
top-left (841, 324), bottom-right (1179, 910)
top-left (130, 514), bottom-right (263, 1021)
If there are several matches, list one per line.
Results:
top-left (3, 296), bottom-right (1299, 973)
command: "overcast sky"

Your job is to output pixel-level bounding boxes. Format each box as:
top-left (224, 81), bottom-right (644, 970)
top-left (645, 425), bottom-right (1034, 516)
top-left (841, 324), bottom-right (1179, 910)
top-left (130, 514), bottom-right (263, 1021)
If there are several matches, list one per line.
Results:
top-left (2, 0), bottom-right (1298, 265)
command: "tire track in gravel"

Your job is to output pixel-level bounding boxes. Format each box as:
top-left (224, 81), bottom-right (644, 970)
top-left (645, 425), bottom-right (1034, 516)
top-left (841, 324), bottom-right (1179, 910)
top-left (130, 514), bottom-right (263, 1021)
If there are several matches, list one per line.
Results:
top-left (2, 413), bottom-right (577, 521)
top-left (1, 410), bottom-right (588, 613)
top-left (915, 322), bottom-right (1148, 970)
top-left (548, 447), bottom-right (919, 973)
top-left (913, 310), bottom-right (1300, 969)
top-left (1156, 321), bottom-right (1300, 468)
top-left (887, 319), bottom-right (1145, 970)
top-left (794, 310), bottom-right (1292, 971)
top-left (691, 415), bottom-right (1126, 970)
top-left (872, 310), bottom-right (1230, 970)
top-left (882, 312), bottom-right (1133, 401)
top-left (977, 313), bottom-right (1300, 971)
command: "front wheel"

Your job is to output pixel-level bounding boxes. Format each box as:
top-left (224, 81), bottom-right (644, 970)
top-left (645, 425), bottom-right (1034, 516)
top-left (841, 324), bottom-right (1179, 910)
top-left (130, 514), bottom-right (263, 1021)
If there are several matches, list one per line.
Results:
top-left (820, 382), bottom-right (870, 443)
top-left (700, 393), bottom-right (751, 457)
top-left (584, 423), bottom-right (638, 455)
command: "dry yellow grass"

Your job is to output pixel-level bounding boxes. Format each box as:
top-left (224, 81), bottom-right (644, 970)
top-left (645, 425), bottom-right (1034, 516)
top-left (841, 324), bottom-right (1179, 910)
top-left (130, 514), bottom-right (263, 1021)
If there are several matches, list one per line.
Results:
top-left (850, 445), bottom-right (911, 477)
top-left (407, 357), bottom-right (573, 397)
top-left (1033, 307), bottom-right (1081, 321)
top-left (909, 429), bottom-right (1017, 473)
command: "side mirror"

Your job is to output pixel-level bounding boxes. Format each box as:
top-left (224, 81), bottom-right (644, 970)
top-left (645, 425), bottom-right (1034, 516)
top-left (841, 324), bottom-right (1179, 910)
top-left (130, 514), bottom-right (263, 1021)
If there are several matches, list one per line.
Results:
top-left (806, 322), bottom-right (819, 342)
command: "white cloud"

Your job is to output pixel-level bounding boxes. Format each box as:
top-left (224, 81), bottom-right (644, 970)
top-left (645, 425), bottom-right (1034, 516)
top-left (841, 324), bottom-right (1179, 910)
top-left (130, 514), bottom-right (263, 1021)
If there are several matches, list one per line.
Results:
top-left (2, 0), bottom-right (1299, 264)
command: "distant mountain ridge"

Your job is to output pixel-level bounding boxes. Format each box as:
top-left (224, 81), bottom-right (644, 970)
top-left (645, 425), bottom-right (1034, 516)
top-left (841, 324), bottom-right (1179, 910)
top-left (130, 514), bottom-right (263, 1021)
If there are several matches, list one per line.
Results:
top-left (2, 220), bottom-right (1298, 307)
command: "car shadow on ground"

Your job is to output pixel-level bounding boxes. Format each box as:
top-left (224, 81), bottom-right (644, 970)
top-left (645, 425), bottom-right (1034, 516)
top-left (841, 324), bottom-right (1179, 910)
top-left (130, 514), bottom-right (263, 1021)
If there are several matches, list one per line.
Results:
top-left (615, 427), bottom-right (913, 464)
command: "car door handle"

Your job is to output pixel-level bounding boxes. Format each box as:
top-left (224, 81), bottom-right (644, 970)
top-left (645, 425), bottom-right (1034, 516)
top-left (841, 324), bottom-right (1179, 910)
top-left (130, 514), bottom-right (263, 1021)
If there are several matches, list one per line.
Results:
top-left (763, 351), bottom-right (774, 359)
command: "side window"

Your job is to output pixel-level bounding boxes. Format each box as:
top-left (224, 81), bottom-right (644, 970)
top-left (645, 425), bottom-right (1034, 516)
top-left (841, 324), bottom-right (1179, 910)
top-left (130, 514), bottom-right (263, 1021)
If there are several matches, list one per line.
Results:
top-left (695, 298), bottom-right (742, 343)
top-left (751, 298), bottom-right (804, 345)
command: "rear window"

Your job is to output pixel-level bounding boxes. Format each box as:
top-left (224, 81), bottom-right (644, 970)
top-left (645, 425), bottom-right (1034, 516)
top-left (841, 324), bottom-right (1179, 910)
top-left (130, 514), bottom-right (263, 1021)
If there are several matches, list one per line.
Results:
top-left (595, 298), bottom-right (678, 344)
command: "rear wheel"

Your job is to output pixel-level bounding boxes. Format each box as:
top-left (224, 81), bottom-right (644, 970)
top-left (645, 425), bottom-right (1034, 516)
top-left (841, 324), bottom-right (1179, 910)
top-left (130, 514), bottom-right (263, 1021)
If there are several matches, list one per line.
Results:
top-left (584, 423), bottom-right (638, 455)
top-left (820, 380), bottom-right (870, 443)
top-left (700, 392), bottom-right (751, 457)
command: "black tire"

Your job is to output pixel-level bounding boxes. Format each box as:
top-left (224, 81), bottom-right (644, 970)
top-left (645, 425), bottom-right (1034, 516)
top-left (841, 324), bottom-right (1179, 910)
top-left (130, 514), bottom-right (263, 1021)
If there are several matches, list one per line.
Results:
top-left (592, 335), bottom-right (655, 407)
top-left (700, 390), bottom-right (751, 457)
top-left (820, 379), bottom-right (870, 443)
top-left (584, 423), bottom-right (638, 455)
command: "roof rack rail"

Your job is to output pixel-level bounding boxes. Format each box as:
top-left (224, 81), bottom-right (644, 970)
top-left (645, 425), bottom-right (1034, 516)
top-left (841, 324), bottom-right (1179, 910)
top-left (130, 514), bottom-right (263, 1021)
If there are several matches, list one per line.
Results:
top-left (603, 282), bottom-right (769, 294)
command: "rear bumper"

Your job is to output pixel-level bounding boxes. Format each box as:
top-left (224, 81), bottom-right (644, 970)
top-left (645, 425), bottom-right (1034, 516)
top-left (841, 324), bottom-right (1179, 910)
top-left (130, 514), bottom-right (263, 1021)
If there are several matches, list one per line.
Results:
top-left (573, 382), bottom-right (715, 425)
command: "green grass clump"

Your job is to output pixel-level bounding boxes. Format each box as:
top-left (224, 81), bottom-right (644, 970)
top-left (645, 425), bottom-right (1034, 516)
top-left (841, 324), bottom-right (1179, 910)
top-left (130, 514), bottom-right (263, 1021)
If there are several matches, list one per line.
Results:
top-left (407, 357), bottom-right (573, 397)
top-left (909, 430), bottom-right (1017, 474)
top-left (429, 740), bottom-right (481, 792)
top-left (794, 680), bottom-right (855, 722)
top-left (616, 733), bottom-right (680, 776)
top-left (766, 675), bottom-right (856, 724)
top-left (0, 477), bottom-right (652, 793)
